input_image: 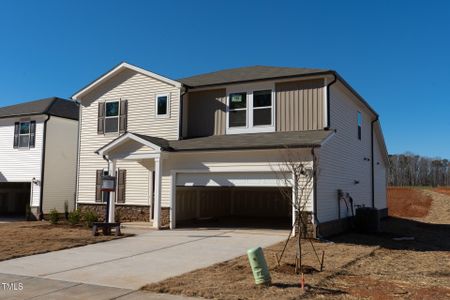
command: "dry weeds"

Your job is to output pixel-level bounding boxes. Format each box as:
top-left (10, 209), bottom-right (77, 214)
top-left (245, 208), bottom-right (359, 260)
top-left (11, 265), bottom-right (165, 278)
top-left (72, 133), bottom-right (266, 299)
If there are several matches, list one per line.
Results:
top-left (143, 188), bottom-right (450, 299)
top-left (0, 221), bottom-right (128, 261)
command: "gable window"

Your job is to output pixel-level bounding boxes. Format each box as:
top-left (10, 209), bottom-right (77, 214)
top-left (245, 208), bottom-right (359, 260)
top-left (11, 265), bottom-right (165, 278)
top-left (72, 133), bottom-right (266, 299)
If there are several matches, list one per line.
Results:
top-left (105, 101), bottom-right (119, 133)
top-left (98, 100), bottom-right (127, 135)
top-left (226, 84), bottom-right (275, 134)
top-left (14, 121), bottom-right (36, 149)
top-left (357, 111), bottom-right (362, 140)
top-left (156, 94), bottom-right (170, 118)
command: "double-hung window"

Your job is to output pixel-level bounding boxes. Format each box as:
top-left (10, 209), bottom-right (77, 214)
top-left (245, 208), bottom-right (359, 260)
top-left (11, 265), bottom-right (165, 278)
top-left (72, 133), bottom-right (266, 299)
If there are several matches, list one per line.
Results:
top-left (105, 101), bottom-right (120, 133)
top-left (253, 90), bottom-right (272, 126)
top-left (229, 92), bottom-right (247, 127)
top-left (226, 84), bottom-right (275, 134)
top-left (19, 122), bottom-right (31, 148)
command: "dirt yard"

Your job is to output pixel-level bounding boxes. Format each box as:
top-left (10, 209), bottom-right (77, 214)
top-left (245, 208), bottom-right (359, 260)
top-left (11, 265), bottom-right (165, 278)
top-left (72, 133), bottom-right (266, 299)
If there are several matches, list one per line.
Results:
top-left (0, 221), bottom-right (127, 261)
top-left (143, 188), bottom-right (450, 299)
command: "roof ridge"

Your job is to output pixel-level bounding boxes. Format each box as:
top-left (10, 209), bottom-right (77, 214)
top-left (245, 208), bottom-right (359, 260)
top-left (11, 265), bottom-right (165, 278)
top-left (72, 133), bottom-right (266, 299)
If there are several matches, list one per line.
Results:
top-left (43, 97), bottom-right (59, 114)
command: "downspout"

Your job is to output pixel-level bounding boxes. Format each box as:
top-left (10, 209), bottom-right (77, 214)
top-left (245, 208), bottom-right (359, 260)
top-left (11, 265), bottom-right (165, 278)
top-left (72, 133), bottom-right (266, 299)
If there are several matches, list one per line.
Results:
top-left (39, 115), bottom-right (51, 220)
top-left (311, 147), bottom-right (321, 237)
top-left (178, 86), bottom-right (188, 140)
top-left (371, 117), bottom-right (379, 208)
top-left (324, 73), bottom-right (337, 130)
top-left (73, 99), bottom-right (81, 211)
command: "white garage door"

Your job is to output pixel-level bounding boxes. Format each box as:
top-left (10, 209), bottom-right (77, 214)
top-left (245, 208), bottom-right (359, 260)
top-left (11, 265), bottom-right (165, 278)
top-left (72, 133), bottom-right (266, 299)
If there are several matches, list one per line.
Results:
top-left (176, 172), bottom-right (291, 187)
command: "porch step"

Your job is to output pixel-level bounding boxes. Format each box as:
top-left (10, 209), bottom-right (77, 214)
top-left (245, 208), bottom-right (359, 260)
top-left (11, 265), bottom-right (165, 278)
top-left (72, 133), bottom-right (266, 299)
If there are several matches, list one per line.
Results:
top-left (120, 222), bottom-right (153, 230)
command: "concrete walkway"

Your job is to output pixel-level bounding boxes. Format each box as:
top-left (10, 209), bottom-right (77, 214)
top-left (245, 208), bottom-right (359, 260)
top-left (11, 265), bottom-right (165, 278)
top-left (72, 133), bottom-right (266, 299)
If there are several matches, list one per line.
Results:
top-left (0, 228), bottom-right (287, 298)
top-left (0, 273), bottom-right (197, 299)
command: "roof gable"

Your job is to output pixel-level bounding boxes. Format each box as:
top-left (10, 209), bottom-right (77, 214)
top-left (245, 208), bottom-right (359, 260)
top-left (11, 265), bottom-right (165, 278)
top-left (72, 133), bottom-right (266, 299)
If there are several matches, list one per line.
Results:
top-left (72, 62), bottom-right (182, 100)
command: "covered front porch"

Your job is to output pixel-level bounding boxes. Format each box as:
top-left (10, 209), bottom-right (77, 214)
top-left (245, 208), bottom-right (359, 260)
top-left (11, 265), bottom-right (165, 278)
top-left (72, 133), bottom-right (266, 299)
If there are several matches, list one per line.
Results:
top-left (96, 132), bottom-right (165, 229)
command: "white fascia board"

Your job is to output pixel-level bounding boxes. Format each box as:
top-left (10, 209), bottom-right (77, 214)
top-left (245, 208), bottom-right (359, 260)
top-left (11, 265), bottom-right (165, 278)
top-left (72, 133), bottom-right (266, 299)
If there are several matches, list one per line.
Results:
top-left (73, 62), bottom-right (182, 100)
top-left (96, 132), bottom-right (162, 156)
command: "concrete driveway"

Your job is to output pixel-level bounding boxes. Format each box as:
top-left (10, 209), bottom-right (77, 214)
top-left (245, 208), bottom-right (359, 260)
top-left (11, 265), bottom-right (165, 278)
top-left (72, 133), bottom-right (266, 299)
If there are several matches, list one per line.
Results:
top-left (0, 228), bottom-right (287, 290)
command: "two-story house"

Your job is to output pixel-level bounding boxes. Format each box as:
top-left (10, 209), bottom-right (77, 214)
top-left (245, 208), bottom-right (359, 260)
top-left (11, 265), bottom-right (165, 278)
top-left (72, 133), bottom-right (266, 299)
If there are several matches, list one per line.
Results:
top-left (73, 63), bottom-right (388, 237)
top-left (0, 97), bottom-right (79, 219)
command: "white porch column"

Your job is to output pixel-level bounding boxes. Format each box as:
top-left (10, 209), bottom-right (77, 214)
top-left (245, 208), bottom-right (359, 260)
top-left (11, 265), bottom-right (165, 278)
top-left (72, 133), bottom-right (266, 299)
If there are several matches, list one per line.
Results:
top-left (169, 172), bottom-right (176, 230)
top-left (108, 159), bottom-right (116, 223)
top-left (153, 156), bottom-right (162, 229)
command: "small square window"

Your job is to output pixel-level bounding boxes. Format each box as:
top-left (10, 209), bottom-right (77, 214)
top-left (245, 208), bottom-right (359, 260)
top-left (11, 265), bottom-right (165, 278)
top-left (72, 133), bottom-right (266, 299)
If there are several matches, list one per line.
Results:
top-left (229, 93), bottom-right (247, 109)
top-left (156, 94), bottom-right (170, 117)
top-left (253, 90), bottom-right (271, 107)
top-left (105, 102), bottom-right (119, 117)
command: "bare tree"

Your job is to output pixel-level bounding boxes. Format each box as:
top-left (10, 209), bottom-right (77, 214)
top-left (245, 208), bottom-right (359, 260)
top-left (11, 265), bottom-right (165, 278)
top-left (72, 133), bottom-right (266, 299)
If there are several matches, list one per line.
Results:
top-left (271, 148), bottom-right (323, 274)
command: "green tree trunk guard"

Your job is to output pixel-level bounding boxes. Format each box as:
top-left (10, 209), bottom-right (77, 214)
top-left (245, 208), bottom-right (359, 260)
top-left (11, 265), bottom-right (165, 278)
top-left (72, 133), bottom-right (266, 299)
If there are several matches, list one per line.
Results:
top-left (247, 247), bottom-right (271, 285)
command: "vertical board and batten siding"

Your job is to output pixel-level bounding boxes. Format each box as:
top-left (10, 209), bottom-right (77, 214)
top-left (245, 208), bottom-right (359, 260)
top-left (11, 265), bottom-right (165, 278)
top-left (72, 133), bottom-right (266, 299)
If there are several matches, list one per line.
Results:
top-left (42, 116), bottom-right (78, 213)
top-left (185, 89), bottom-right (227, 137)
top-left (373, 133), bottom-right (387, 209)
top-left (183, 79), bottom-right (325, 138)
top-left (275, 79), bottom-right (325, 131)
top-left (316, 81), bottom-right (375, 222)
top-left (0, 116), bottom-right (46, 207)
top-left (77, 68), bottom-right (180, 205)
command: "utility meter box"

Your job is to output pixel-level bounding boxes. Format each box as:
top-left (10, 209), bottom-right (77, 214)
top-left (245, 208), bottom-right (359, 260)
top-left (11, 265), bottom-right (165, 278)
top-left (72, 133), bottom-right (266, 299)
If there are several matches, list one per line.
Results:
top-left (101, 175), bottom-right (116, 192)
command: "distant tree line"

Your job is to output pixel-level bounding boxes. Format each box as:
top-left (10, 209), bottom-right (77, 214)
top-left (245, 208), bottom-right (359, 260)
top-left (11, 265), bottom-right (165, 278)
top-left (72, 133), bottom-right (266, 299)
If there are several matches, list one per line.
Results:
top-left (388, 153), bottom-right (449, 187)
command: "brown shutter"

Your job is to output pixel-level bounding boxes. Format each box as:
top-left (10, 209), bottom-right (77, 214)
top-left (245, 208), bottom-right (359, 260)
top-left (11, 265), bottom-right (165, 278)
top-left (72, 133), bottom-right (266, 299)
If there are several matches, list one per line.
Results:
top-left (13, 122), bottom-right (19, 148)
top-left (119, 100), bottom-right (127, 133)
top-left (98, 102), bottom-right (105, 134)
top-left (95, 170), bottom-right (103, 202)
top-left (29, 121), bottom-right (36, 148)
top-left (117, 169), bottom-right (126, 203)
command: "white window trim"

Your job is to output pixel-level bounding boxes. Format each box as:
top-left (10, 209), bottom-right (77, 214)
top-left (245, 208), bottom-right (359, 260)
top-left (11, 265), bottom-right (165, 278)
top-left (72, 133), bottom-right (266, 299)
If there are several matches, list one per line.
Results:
top-left (104, 100), bottom-right (120, 134)
top-left (155, 93), bottom-right (171, 118)
top-left (18, 121), bottom-right (31, 149)
top-left (226, 82), bottom-right (275, 134)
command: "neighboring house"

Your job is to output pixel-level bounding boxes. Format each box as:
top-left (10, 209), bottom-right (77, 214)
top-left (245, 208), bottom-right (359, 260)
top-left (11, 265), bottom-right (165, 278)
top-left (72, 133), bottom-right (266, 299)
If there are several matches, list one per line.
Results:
top-left (73, 62), bottom-right (388, 237)
top-left (0, 98), bottom-right (79, 219)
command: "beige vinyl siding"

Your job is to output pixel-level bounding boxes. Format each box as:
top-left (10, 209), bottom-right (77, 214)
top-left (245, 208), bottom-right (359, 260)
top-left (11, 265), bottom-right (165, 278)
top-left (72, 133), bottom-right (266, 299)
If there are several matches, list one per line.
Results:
top-left (316, 81), bottom-right (376, 222)
top-left (42, 116), bottom-right (78, 213)
top-left (184, 89), bottom-right (226, 137)
top-left (373, 132), bottom-right (387, 209)
top-left (77, 68), bottom-right (180, 206)
top-left (275, 79), bottom-right (325, 131)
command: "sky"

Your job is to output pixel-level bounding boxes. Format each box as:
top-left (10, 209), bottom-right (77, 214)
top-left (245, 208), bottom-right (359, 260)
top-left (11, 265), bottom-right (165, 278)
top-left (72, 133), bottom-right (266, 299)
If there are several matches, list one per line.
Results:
top-left (0, 0), bottom-right (449, 158)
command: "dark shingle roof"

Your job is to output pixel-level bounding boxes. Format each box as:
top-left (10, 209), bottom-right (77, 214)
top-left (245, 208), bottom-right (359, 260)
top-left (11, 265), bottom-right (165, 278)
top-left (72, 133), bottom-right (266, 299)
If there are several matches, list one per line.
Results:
top-left (127, 130), bottom-right (334, 152)
top-left (178, 65), bottom-right (330, 88)
top-left (169, 130), bottom-right (333, 151)
top-left (133, 133), bottom-right (172, 150)
top-left (0, 97), bottom-right (79, 120)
